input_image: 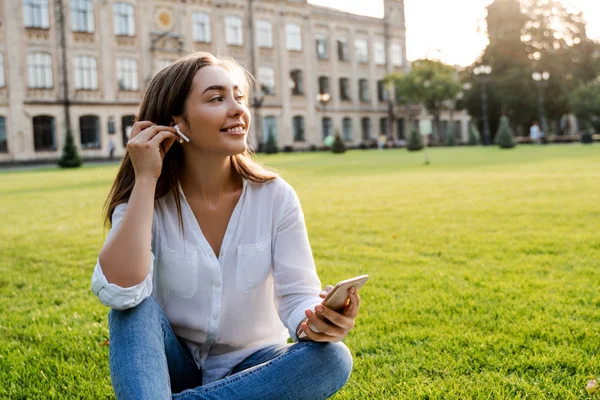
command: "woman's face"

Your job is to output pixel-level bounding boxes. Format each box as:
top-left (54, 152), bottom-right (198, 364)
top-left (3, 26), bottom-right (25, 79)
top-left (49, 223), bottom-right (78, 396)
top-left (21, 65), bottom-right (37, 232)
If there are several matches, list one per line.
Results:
top-left (177, 65), bottom-right (250, 156)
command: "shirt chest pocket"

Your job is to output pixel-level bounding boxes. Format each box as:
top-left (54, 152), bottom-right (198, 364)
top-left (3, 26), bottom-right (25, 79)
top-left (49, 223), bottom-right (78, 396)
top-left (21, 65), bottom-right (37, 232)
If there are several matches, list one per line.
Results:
top-left (236, 237), bottom-right (272, 293)
top-left (157, 246), bottom-right (198, 299)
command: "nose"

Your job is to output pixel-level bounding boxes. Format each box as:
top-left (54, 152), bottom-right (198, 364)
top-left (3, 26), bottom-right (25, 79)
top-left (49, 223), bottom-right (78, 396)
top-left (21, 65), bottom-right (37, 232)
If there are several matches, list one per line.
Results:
top-left (228, 97), bottom-right (246, 119)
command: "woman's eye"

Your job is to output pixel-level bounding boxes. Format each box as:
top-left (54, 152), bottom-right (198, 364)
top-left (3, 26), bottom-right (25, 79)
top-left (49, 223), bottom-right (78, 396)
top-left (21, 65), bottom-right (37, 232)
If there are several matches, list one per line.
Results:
top-left (235, 95), bottom-right (245, 101)
top-left (210, 96), bottom-right (223, 102)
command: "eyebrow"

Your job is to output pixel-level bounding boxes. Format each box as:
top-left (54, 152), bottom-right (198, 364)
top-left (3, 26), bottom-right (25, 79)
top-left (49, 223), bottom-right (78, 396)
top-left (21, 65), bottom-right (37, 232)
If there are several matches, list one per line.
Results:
top-left (202, 85), bottom-right (240, 94)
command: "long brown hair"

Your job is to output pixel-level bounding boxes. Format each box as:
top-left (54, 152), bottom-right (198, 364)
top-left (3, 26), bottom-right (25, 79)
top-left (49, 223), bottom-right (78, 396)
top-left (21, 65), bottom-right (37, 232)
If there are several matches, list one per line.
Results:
top-left (103, 52), bottom-right (277, 233)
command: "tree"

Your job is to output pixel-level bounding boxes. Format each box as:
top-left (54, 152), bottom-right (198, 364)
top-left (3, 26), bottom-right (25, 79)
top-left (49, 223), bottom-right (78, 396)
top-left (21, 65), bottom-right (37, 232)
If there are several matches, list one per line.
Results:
top-left (467, 122), bottom-right (481, 146)
top-left (331, 132), bottom-right (346, 154)
top-left (407, 126), bottom-right (423, 151)
top-left (264, 132), bottom-right (278, 154)
top-left (569, 80), bottom-right (600, 132)
top-left (58, 128), bottom-right (82, 168)
top-left (495, 116), bottom-right (516, 149)
top-left (388, 60), bottom-right (461, 144)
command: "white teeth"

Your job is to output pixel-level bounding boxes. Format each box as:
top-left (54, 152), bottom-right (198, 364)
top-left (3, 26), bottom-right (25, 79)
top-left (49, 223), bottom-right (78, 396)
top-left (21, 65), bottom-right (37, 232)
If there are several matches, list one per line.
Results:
top-left (225, 126), bottom-right (244, 133)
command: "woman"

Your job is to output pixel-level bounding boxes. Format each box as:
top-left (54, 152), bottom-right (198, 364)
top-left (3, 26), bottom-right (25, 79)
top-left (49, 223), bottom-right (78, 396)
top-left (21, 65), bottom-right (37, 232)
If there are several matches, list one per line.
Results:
top-left (91, 52), bottom-right (360, 399)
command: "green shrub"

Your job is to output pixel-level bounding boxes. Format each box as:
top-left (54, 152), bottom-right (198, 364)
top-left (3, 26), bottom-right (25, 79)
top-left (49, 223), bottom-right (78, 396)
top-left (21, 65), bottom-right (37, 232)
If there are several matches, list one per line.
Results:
top-left (265, 132), bottom-right (278, 154)
top-left (467, 122), bottom-right (480, 146)
top-left (407, 126), bottom-right (424, 151)
top-left (331, 133), bottom-right (346, 154)
top-left (58, 128), bottom-right (82, 168)
top-left (495, 116), bottom-right (516, 149)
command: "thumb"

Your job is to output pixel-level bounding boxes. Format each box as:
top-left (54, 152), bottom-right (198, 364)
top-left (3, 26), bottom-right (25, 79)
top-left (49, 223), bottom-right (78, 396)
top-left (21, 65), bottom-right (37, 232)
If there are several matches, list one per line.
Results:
top-left (319, 285), bottom-right (334, 298)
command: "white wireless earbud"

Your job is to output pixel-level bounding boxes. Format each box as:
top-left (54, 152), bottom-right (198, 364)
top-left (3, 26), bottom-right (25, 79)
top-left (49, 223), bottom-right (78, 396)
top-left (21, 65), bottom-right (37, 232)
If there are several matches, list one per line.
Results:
top-left (174, 124), bottom-right (190, 143)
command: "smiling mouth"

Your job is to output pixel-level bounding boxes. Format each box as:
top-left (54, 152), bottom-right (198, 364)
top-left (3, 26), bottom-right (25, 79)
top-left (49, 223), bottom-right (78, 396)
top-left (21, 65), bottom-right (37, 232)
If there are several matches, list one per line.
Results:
top-left (220, 127), bottom-right (246, 134)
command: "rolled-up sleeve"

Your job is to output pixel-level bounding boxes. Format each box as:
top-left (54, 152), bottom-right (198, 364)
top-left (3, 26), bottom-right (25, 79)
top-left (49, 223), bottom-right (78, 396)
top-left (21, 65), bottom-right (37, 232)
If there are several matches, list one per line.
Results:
top-left (91, 203), bottom-right (155, 310)
top-left (272, 185), bottom-right (323, 341)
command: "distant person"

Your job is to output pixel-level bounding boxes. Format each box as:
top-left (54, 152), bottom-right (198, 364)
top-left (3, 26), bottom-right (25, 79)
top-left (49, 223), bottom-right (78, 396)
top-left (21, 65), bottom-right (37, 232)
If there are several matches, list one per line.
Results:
top-left (91, 52), bottom-right (357, 399)
top-left (108, 139), bottom-right (115, 160)
top-left (530, 121), bottom-right (542, 145)
top-left (378, 133), bottom-right (387, 151)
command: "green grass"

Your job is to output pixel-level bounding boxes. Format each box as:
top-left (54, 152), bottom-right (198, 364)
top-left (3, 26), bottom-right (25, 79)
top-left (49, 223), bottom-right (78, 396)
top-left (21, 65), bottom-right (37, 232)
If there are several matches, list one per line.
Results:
top-left (1, 145), bottom-right (599, 399)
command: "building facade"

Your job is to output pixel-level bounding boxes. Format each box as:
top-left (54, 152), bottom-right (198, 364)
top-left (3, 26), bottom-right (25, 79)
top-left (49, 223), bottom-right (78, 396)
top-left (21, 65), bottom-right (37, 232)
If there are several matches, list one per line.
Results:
top-left (0, 0), bottom-right (466, 163)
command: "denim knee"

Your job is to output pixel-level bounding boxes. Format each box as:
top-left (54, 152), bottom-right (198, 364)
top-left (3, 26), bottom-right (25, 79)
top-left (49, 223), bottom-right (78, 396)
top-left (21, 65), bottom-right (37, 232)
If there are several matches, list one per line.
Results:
top-left (321, 342), bottom-right (353, 386)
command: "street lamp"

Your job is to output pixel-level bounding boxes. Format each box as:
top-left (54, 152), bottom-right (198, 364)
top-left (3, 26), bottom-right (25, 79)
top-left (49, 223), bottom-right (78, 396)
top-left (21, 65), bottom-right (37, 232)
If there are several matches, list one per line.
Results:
top-left (473, 64), bottom-right (492, 145)
top-left (316, 93), bottom-right (331, 139)
top-left (532, 71), bottom-right (550, 135)
top-left (252, 86), bottom-right (267, 152)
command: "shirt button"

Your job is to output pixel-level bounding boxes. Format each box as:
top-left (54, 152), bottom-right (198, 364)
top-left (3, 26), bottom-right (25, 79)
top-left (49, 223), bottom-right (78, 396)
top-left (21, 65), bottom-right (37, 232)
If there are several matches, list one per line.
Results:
top-left (215, 282), bottom-right (221, 288)
top-left (212, 314), bottom-right (218, 320)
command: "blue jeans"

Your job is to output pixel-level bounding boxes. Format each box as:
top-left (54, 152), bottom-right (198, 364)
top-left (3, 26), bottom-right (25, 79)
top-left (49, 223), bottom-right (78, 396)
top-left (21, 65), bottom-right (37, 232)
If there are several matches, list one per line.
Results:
top-left (108, 297), bottom-right (353, 399)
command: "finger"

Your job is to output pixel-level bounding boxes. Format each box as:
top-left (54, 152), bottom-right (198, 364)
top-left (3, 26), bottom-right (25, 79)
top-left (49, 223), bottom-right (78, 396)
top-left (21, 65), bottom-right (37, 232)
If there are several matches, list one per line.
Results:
top-left (128, 121), bottom-right (154, 140)
top-left (319, 284), bottom-right (334, 298)
top-left (305, 309), bottom-right (345, 337)
top-left (342, 288), bottom-right (360, 319)
top-left (138, 125), bottom-right (176, 143)
top-left (316, 304), bottom-right (354, 330)
top-left (149, 130), bottom-right (176, 148)
top-left (300, 322), bottom-right (338, 343)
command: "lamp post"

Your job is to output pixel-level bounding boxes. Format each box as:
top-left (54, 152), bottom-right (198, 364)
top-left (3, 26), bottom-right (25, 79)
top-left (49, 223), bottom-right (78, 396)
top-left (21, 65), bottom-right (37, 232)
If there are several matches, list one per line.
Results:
top-left (473, 64), bottom-right (492, 145)
top-left (252, 87), bottom-right (266, 152)
top-left (532, 71), bottom-right (550, 135)
top-left (316, 93), bottom-right (331, 139)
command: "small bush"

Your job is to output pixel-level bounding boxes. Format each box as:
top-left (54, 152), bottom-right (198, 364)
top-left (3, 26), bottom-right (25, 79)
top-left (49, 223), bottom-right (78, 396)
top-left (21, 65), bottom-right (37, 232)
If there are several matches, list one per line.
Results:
top-left (407, 127), bottom-right (424, 151)
top-left (495, 116), bottom-right (516, 149)
top-left (58, 128), bottom-right (82, 168)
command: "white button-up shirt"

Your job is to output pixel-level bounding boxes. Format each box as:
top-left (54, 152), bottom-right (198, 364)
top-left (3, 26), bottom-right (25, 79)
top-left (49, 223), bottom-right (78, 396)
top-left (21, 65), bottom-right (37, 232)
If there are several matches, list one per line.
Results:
top-left (91, 177), bottom-right (323, 383)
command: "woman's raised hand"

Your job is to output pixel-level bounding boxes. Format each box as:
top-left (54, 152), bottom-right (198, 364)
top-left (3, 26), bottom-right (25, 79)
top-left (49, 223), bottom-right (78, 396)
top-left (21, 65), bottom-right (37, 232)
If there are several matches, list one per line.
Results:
top-left (127, 121), bottom-right (177, 181)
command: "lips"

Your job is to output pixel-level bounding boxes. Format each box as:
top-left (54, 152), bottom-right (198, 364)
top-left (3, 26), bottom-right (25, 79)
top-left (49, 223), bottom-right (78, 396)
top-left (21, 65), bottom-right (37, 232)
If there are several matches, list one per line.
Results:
top-left (220, 126), bottom-right (246, 134)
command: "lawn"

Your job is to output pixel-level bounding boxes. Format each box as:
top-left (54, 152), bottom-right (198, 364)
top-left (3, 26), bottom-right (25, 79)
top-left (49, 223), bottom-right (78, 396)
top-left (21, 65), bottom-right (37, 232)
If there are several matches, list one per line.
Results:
top-left (1, 145), bottom-right (599, 399)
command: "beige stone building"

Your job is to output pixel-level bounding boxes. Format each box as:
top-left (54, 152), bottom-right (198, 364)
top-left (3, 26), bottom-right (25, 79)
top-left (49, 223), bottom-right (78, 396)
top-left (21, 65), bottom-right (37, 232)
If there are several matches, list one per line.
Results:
top-left (0, 0), bottom-right (467, 163)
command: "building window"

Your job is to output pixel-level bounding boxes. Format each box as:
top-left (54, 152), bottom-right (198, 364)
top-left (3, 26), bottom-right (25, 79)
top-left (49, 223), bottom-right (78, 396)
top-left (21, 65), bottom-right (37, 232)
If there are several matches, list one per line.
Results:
top-left (156, 59), bottom-right (172, 73)
top-left (337, 39), bottom-right (349, 61)
top-left (339, 78), bottom-right (350, 101)
top-left (380, 117), bottom-right (389, 135)
top-left (391, 43), bottom-right (403, 66)
top-left (454, 120), bottom-right (462, 140)
top-left (74, 55), bottom-right (98, 90)
top-left (33, 115), bottom-right (56, 151)
top-left (361, 117), bottom-right (371, 140)
top-left (0, 116), bottom-right (7, 153)
top-left (359, 79), bottom-right (369, 102)
top-left (258, 67), bottom-right (275, 95)
top-left (27, 52), bottom-right (53, 89)
top-left (225, 16), bottom-right (243, 46)
top-left (71, 0), bottom-right (94, 33)
top-left (355, 39), bottom-right (368, 64)
top-left (322, 117), bottom-right (332, 140)
top-left (293, 116), bottom-right (305, 142)
top-left (193, 12), bottom-right (211, 43)
top-left (342, 117), bottom-right (352, 142)
top-left (318, 76), bottom-right (329, 95)
top-left (263, 116), bottom-right (277, 142)
top-left (377, 80), bottom-right (388, 102)
top-left (316, 37), bottom-right (328, 60)
top-left (80, 115), bottom-right (100, 149)
top-left (286, 23), bottom-right (302, 51)
top-left (23, 0), bottom-right (49, 29)
top-left (290, 69), bottom-right (303, 95)
top-left (113, 2), bottom-right (135, 36)
top-left (397, 118), bottom-right (405, 140)
top-left (374, 41), bottom-right (386, 65)
top-left (121, 114), bottom-right (135, 147)
top-left (116, 57), bottom-right (138, 91)
top-left (0, 53), bottom-right (4, 88)
top-left (256, 19), bottom-right (273, 48)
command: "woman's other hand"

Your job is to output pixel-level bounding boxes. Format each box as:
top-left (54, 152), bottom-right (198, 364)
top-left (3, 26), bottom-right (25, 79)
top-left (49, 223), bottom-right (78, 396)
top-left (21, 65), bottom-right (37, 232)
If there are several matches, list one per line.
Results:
top-left (301, 286), bottom-right (361, 342)
top-left (127, 121), bottom-right (177, 181)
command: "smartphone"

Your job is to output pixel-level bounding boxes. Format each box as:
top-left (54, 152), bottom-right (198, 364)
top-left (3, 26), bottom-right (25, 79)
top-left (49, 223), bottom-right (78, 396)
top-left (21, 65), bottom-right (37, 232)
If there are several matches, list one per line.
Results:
top-left (297, 275), bottom-right (369, 339)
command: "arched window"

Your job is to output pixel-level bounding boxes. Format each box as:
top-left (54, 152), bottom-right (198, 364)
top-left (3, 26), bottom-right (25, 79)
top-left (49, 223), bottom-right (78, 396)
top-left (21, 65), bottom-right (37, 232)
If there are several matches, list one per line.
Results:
top-left (0, 116), bottom-right (7, 153)
top-left (121, 114), bottom-right (135, 147)
top-left (293, 116), bottom-right (305, 142)
top-left (342, 118), bottom-right (352, 142)
top-left (361, 117), bottom-right (371, 140)
top-left (33, 115), bottom-right (56, 151)
top-left (263, 116), bottom-right (277, 142)
top-left (322, 117), bottom-right (332, 140)
top-left (80, 115), bottom-right (100, 148)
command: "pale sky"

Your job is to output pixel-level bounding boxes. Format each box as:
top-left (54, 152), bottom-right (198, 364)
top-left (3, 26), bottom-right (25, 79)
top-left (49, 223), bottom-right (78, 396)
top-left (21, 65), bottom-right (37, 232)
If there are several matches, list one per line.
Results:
top-left (308, 0), bottom-right (600, 66)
